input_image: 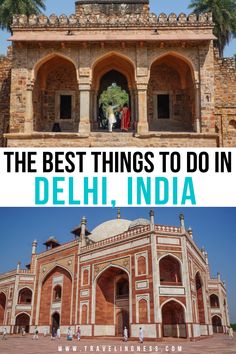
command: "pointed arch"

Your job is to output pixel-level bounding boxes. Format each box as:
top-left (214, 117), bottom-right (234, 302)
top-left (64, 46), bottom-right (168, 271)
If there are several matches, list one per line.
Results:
top-left (0, 292), bottom-right (6, 325)
top-left (210, 293), bottom-right (220, 308)
top-left (161, 299), bottom-right (186, 338)
top-left (18, 287), bottom-right (33, 304)
top-left (15, 312), bottom-right (30, 333)
top-left (159, 254), bottom-right (182, 285)
top-left (195, 272), bottom-right (206, 324)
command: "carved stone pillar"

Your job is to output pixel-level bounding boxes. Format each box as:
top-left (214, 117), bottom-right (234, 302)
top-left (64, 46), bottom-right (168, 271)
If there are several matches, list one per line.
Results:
top-left (195, 81), bottom-right (201, 133)
top-left (24, 81), bottom-right (34, 133)
top-left (79, 83), bottom-right (91, 134)
top-left (137, 84), bottom-right (149, 134)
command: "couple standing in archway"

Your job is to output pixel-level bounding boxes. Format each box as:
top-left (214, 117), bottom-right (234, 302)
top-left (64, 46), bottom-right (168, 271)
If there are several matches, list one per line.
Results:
top-left (99, 102), bottom-right (131, 133)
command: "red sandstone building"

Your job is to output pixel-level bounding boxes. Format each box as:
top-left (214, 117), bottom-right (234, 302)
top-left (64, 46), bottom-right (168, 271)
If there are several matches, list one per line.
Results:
top-left (0, 212), bottom-right (230, 339)
top-left (0, 0), bottom-right (236, 147)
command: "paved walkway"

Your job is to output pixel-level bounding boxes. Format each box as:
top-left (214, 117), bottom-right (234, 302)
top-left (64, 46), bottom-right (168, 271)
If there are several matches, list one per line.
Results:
top-left (0, 334), bottom-right (235, 354)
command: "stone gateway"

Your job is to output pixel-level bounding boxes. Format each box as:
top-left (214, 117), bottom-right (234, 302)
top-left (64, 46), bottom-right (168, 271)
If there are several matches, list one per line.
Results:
top-left (0, 0), bottom-right (235, 147)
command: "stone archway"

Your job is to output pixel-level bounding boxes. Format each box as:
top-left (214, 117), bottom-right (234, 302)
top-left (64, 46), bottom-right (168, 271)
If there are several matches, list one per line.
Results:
top-left (18, 288), bottom-right (32, 304)
top-left (33, 55), bottom-right (79, 133)
top-left (15, 313), bottom-right (30, 334)
top-left (39, 266), bottom-right (72, 327)
top-left (95, 266), bottom-right (130, 336)
top-left (212, 315), bottom-right (223, 333)
top-left (159, 255), bottom-right (182, 285)
top-left (148, 53), bottom-right (196, 132)
top-left (0, 292), bottom-right (6, 325)
top-left (91, 52), bottom-right (136, 131)
top-left (162, 300), bottom-right (186, 338)
top-left (210, 294), bottom-right (220, 308)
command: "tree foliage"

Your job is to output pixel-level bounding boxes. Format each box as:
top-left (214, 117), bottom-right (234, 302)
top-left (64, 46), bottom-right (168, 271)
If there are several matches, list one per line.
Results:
top-left (99, 84), bottom-right (129, 111)
top-left (189, 0), bottom-right (236, 57)
top-left (0, 0), bottom-right (46, 33)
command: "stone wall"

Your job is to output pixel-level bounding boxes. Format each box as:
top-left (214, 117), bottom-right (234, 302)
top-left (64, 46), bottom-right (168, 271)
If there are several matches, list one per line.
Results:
top-left (214, 53), bottom-right (236, 147)
top-left (0, 50), bottom-right (11, 147)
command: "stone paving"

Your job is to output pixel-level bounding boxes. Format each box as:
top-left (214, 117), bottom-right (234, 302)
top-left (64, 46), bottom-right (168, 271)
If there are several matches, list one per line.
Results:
top-left (0, 334), bottom-right (235, 354)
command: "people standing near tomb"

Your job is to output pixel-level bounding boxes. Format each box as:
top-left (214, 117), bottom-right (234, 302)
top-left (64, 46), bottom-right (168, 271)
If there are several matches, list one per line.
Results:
top-left (121, 103), bottom-right (131, 132)
top-left (229, 326), bottom-right (234, 339)
top-left (139, 327), bottom-right (144, 343)
top-left (32, 326), bottom-right (39, 340)
top-left (43, 327), bottom-right (47, 337)
top-left (77, 326), bottom-right (81, 341)
top-left (67, 327), bottom-right (73, 341)
top-left (21, 327), bottom-right (26, 336)
top-left (56, 327), bottom-right (61, 339)
top-left (123, 326), bottom-right (128, 342)
top-left (51, 327), bottom-right (56, 340)
top-left (106, 102), bottom-right (118, 132)
top-left (1, 327), bottom-right (7, 340)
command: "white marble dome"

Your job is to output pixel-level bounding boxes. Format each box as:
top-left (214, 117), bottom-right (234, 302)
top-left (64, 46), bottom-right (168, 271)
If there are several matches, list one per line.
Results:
top-left (129, 218), bottom-right (150, 229)
top-left (90, 219), bottom-right (131, 242)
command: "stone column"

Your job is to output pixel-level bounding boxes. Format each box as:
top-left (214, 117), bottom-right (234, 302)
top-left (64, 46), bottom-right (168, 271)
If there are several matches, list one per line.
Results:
top-left (79, 83), bottom-right (91, 134)
top-left (195, 82), bottom-right (201, 133)
top-left (24, 81), bottom-right (34, 133)
top-left (137, 84), bottom-right (149, 135)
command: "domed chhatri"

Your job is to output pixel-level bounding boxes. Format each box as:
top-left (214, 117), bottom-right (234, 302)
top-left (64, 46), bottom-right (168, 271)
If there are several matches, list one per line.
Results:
top-left (129, 218), bottom-right (150, 229)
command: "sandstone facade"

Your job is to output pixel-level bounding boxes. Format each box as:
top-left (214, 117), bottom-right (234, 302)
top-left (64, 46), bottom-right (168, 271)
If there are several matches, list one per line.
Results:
top-left (0, 0), bottom-right (234, 147)
top-left (0, 212), bottom-right (230, 338)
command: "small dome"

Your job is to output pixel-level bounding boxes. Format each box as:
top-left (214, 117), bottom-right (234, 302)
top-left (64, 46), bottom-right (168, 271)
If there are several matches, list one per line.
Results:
top-left (90, 219), bottom-right (131, 242)
top-left (129, 218), bottom-right (150, 229)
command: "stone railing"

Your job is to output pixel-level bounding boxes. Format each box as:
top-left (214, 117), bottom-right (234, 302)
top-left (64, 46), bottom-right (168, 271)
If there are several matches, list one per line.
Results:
top-left (81, 224), bottom-right (150, 252)
top-left (11, 12), bottom-right (213, 29)
top-left (155, 225), bottom-right (181, 233)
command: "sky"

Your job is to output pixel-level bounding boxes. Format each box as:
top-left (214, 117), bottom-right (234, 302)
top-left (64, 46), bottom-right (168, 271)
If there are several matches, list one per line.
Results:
top-left (0, 207), bottom-right (235, 322)
top-left (0, 0), bottom-right (236, 56)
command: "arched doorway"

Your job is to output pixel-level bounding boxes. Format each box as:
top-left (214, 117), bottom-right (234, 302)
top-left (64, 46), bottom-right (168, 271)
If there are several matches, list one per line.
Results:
top-left (148, 53), bottom-right (195, 132)
top-left (39, 266), bottom-right (72, 327)
top-left (15, 313), bottom-right (30, 334)
top-left (162, 300), bottom-right (186, 338)
top-left (210, 294), bottom-right (220, 308)
top-left (212, 315), bottom-right (223, 333)
top-left (34, 55), bottom-right (79, 133)
top-left (195, 272), bottom-right (205, 324)
top-left (52, 312), bottom-right (60, 331)
top-left (159, 255), bottom-right (182, 285)
top-left (18, 288), bottom-right (32, 304)
top-left (95, 266), bottom-right (130, 336)
top-left (92, 53), bottom-right (136, 131)
top-left (0, 292), bottom-right (6, 325)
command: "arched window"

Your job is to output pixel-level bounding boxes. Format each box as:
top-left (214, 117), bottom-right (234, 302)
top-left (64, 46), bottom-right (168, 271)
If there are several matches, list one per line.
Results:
top-left (81, 304), bottom-right (88, 325)
top-left (159, 255), bottom-right (182, 285)
top-left (53, 285), bottom-right (62, 302)
top-left (137, 256), bottom-right (146, 275)
top-left (139, 299), bottom-right (148, 323)
top-left (0, 292), bottom-right (6, 325)
top-left (116, 278), bottom-right (129, 298)
top-left (18, 288), bottom-right (32, 304)
top-left (210, 294), bottom-right (220, 308)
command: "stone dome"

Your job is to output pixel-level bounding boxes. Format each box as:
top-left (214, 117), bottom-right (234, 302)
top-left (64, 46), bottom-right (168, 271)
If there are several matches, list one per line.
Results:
top-left (129, 218), bottom-right (150, 229)
top-left (90, 219), bottom-right (131, 242)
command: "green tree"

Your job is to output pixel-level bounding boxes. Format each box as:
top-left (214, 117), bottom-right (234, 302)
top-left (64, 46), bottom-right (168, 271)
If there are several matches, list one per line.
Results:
top-left (189, 0), bottom-right (236, 57)
top-left (0, 0), bottom-right (46, 33)
top-left (99, 84), bottom-right (129, 112)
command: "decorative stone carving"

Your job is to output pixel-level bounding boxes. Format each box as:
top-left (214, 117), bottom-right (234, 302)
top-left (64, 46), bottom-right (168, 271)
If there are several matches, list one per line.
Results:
top-left (93, 257), bottom-right (130, 279)
top-left (38, 15), bottom-right (48, 25)
top-left (59, 14), bottom-right (68, 25)
top-left (178, 13), bottom-right (187, 24)
top-left (188, 13), bottom-right (197, 23)
top-left (158, 13), bottom-right (167, 24)
top-left (29, 15), bottom-right (38, 26)
top-left (168, 13), bottom-right (177, 24)
top-left (49, 14), bottom-right (59, 25)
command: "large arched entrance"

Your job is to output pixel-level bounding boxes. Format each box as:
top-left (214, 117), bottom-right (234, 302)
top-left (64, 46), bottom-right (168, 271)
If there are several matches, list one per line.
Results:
top-left (195, 272), bottom-right (206, 324)
top-left (52, 312), bottom-right (60, 331)
top-left (39, 266), bottom-right (72, 327)
top-left (92, 53), bottom-right (136, 131)
top-left (33, 55), bottom-right (79, 133)
top-left (15, 313), bottom-right (30, 334)
top-left (212, 315), bottom-right (223, 333)
top-left (0, 292), bottom-right (6, 325)
top-left (162, 300), bottom-right (186, 338)
top-left (148, 53), bottom-right (196, 132)
top-left (95, 266), bottom-right (130, 336)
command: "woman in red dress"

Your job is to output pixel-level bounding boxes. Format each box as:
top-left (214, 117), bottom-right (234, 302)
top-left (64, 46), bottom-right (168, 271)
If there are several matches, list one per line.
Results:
top-left (121, 103), bottom-right (131, 132)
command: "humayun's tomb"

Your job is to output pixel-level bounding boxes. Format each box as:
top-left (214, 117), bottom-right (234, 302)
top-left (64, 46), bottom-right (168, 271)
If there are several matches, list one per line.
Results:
top-left (0, 0), bottom-right (236, 147)
top-left (0, 211), bottom-right (230, 339)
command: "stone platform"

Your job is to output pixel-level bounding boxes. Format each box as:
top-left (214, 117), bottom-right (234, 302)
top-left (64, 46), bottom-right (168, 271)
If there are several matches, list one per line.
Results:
top-left (0, 334), bottom-right (235, 354)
